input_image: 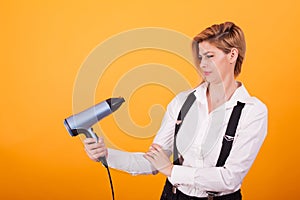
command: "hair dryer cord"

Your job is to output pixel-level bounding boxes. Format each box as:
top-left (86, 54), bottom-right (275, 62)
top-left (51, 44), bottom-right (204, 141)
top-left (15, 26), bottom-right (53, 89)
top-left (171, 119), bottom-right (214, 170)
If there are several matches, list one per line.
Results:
top-left (104, 164), bottom-right (115, 200)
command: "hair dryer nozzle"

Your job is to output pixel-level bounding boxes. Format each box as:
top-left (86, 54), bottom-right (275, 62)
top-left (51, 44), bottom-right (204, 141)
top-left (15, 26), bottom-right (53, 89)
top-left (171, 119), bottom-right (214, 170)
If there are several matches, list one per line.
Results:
top-left (106, 97), bottom-right (125, 112)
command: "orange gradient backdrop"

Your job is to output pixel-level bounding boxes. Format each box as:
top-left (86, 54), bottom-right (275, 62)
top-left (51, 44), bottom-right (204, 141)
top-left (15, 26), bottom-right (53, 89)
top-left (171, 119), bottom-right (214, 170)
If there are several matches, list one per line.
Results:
top-left (1, 0), bottom-right (300, 199)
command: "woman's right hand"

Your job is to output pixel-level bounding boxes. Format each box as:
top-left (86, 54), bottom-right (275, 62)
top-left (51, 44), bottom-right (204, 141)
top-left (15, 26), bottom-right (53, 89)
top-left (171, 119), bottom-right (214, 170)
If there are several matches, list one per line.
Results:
top-left (83, 137), bottom-right (108, 162)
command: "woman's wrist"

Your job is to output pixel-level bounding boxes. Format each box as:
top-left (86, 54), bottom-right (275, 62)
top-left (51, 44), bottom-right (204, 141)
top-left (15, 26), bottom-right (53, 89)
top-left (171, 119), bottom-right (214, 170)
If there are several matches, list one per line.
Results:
top-left (164, 164), bottom-right (174, 177)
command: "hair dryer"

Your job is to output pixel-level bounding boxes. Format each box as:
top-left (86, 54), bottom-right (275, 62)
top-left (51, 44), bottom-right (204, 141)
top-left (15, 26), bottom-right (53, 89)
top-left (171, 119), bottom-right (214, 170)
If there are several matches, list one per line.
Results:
top-left (63, 97), bottom-right (125, 167)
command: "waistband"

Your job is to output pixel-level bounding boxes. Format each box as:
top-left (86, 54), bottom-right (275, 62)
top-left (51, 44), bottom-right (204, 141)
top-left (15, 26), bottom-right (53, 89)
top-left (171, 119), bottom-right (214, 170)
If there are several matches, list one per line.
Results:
top-left (164, 179), bottom-right (242, 200)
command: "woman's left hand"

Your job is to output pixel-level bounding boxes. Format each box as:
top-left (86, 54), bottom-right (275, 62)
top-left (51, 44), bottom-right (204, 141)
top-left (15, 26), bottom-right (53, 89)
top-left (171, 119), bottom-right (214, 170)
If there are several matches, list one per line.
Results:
top-left (143, 144), bottom-right (173, 177)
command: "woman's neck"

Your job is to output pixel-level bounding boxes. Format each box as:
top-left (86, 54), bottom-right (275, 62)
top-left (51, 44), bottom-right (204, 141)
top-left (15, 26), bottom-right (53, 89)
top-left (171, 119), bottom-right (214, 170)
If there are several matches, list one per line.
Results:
top-left (206, 79), bottom-right (238, 113)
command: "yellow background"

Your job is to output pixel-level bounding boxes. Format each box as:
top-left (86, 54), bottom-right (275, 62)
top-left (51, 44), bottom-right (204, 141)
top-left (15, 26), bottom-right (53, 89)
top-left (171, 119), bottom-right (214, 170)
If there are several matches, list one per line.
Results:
top-left (1, 0), bottom-right (300, 199)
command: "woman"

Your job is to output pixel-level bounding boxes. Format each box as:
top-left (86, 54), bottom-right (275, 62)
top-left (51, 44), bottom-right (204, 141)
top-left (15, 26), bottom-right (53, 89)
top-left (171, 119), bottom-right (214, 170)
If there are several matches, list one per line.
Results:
top-left (84, 22), bottom-right (268, 200)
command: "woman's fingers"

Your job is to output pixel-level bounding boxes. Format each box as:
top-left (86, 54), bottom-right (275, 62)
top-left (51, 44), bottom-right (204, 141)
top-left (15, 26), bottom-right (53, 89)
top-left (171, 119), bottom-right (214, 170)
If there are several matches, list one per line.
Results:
top-left (84, 138), bottom-right (97, 144)
top-left (83, 137), bottom-right (107, 161)
top-left (143, 145), bottom-right (173, 177)
top-left (150, 143), bottom-right (162, 151)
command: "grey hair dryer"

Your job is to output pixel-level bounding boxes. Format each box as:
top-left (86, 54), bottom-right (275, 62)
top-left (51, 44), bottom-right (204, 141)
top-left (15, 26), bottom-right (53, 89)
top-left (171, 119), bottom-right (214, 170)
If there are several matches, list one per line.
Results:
top-left (63, 97), bottom-right (125, 167)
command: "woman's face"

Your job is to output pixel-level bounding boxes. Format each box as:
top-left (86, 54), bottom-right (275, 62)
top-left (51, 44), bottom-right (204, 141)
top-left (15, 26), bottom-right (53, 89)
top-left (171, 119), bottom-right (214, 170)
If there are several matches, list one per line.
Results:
top-left (197, 41), bottom-right (235, 84)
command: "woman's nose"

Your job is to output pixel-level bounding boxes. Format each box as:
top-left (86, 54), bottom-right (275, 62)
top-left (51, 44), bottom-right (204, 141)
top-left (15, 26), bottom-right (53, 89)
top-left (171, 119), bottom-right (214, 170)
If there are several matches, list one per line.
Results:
top-left (200, 58), bottom-right (208, 69)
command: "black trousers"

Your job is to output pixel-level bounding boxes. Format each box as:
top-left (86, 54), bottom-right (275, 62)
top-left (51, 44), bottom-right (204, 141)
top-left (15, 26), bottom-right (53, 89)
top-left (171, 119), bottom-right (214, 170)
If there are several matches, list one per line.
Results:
top-left (160, 179), bottom-right (242, 200)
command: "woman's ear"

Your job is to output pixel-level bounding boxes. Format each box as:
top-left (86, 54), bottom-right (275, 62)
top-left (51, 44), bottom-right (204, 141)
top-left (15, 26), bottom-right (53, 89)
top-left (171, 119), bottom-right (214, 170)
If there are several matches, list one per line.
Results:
top-left (228, 48), bottom-right (239, 64)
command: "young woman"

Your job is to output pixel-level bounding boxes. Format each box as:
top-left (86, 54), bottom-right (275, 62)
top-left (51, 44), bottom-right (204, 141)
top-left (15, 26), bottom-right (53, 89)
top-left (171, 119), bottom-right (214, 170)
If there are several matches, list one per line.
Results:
top-left (84, 22), bottom-right (268, 200)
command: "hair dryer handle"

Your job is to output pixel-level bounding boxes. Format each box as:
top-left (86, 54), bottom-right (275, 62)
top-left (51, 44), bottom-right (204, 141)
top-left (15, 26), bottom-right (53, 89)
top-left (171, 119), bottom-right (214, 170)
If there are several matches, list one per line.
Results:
top-left (86, 128), bottom-right (108, 168)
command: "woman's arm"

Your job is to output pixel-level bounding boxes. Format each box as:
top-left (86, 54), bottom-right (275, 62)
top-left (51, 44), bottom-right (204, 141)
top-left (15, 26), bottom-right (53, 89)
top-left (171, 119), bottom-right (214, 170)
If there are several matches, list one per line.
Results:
top-left (83, 94), bottom-right (181, 175)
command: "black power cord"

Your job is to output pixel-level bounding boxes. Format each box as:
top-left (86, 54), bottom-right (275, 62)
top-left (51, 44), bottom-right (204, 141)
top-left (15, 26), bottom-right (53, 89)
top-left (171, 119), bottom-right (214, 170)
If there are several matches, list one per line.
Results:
top-left (104, 165), bottom-right (115, 200)
top-left (97, 157), bottom-right (114, 200)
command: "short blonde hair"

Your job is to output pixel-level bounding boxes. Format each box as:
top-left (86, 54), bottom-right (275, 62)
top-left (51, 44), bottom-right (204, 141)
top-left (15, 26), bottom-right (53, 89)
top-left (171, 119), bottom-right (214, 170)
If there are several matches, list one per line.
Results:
top-left (192, 22), bottom-right (246, 77)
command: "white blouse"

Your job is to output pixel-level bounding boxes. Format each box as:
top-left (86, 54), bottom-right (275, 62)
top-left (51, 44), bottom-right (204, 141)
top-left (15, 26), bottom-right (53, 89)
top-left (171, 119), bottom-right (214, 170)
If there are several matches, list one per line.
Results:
top-left (107, 82), bottom-right (268, 197)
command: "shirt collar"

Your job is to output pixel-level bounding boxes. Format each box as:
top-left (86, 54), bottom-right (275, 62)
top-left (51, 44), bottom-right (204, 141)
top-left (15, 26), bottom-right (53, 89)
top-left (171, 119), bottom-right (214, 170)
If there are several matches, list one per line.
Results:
top-left (193, 81), bottom-right (208, 104)
top-left (194, 81), bottom-right (255, 109)
top-left (225, 82), bottom-right (255, 109)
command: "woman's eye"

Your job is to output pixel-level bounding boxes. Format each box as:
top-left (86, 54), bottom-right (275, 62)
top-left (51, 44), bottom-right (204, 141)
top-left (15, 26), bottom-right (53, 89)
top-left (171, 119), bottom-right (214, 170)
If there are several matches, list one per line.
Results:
top-left (206, 55), bottom-right (214, 58)
top-left (198, 56), bottom-right (202, 60)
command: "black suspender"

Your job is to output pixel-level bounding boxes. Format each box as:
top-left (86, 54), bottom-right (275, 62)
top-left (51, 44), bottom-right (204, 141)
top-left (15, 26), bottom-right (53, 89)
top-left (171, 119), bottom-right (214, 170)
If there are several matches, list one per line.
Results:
top-left (173, 91), bottom-right (196, 164)
top-left (216, 101), bottom-right (245, 167)
top-left (173, 92), bottom-right (245, 167)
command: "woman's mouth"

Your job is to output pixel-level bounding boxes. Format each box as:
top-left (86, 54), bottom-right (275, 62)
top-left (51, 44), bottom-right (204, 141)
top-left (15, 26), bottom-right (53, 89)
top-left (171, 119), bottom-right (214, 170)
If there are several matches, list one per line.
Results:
top-left (203, 71), bottom-right (211, 76)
